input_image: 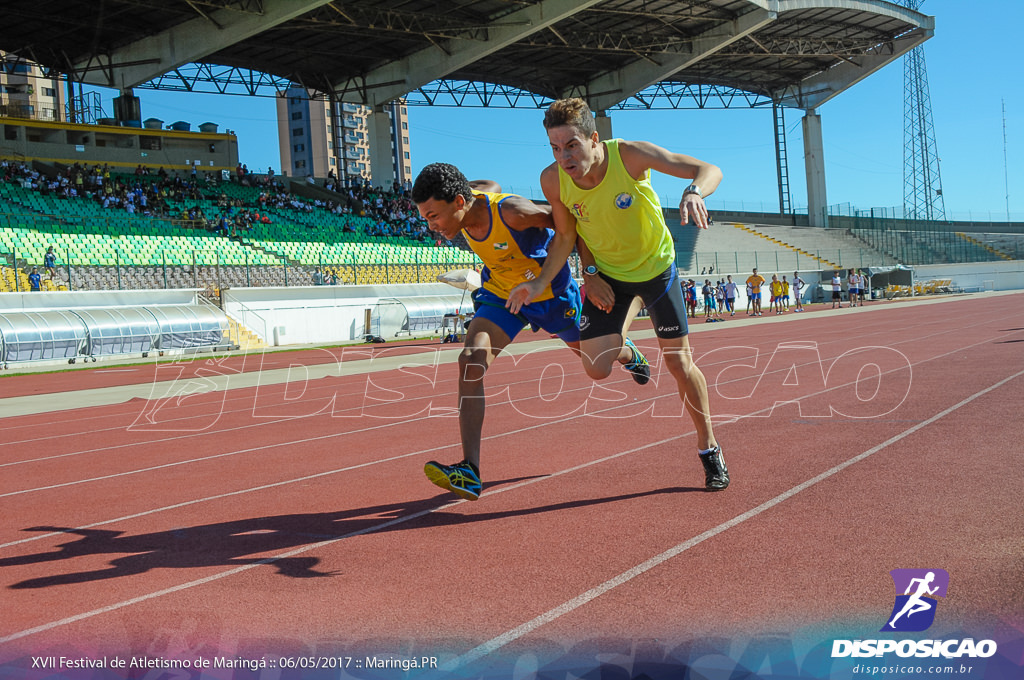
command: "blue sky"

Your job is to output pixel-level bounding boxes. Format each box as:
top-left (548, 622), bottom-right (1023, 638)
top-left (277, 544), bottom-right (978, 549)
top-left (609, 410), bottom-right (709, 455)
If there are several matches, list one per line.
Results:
top-left (117, 0), bottom-right (1019, 222)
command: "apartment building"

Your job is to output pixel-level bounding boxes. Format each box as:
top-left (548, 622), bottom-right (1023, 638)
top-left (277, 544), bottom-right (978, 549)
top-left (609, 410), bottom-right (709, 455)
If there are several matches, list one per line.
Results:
top-left (0, 51), bottom-right (65, 123)
top-left (276, 86), bottom-right (411, 186)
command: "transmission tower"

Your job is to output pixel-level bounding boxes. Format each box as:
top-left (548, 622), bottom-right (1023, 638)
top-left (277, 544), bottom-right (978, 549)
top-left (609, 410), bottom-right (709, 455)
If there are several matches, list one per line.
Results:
top-left (901, 0), bottom-right (946, 221)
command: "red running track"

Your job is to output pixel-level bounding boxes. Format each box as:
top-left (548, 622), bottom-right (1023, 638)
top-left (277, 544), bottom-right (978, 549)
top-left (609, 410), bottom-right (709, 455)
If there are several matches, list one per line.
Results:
top-left (0, 294), bottom-right (1022, 678)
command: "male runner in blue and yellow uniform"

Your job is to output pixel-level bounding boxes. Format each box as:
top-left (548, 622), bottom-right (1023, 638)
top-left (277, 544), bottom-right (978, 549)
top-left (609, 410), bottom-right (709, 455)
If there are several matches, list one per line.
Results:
top-left (507, 98), bottom-right (729, 491)
top-left (412, 162), bottom-right (650, 500)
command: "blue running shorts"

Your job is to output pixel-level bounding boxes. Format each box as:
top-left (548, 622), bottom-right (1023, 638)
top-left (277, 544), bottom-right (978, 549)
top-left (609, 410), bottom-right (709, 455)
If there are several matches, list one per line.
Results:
top-left (471, 278), bottom-right (582, 343)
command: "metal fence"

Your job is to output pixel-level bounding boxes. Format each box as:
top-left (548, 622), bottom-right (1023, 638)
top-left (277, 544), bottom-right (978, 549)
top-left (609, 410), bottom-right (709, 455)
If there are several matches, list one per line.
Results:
top-left (682, 247), bottom-right (898, 277)
top-left (1, 245), bottom-right (483, 293)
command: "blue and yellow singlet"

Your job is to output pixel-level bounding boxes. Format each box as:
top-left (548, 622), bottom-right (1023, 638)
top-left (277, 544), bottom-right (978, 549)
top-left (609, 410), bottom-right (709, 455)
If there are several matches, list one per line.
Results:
top-left (465, 191), bottom-right (570, 302)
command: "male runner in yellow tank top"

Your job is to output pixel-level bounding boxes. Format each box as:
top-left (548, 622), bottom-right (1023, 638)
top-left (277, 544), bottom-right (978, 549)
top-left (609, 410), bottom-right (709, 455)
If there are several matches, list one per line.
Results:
top-left (412, 162), bottom-right (651, 500)
top-left (507, 98), bottom-right (729, 491)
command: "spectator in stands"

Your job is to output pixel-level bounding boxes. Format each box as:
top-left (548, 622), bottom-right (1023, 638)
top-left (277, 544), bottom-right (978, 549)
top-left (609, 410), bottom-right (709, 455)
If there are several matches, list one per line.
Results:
top-left (28, 267), bottom-right (41, 292)
top-left (44, 246), bottom-right (57, 279)
top-left (312, 267), bottom-right (324, 286)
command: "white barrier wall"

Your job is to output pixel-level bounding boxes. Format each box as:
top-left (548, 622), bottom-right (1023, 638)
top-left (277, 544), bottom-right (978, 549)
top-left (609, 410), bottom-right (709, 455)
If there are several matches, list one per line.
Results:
top-left (222, 283), bottom-right (474, 345)
top-left (913, 261), bottom-right (1024, 292)
top-left (0, 289), bottom-right (200, 312)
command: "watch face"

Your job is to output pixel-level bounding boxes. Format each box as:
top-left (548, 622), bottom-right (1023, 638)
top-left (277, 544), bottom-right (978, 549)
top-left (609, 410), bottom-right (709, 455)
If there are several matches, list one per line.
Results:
top-left (584, 266), bottom-right (598, 275)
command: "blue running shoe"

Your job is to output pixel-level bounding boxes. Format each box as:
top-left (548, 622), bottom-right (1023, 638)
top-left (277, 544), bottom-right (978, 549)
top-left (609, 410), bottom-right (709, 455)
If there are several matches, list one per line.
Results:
top-left (424, 460), bottom-right (482, 500)
top-left (623, 337), bottom-right (651, 386)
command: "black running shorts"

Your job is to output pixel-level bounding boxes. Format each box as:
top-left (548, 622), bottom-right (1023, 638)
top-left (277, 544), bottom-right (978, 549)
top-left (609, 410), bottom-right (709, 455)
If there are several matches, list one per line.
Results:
top-left (580, 264), bottom-right (688, 340)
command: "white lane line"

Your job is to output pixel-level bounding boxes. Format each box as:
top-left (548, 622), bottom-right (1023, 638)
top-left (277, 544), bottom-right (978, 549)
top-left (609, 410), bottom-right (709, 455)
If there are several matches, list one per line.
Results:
top-left (0, 313), bottom-right (945, 486)
top-left (0, 496), bottom-right (463, 645)
top-left (0, 347), bottom-right (585, 469)
top-left (445, 366), bottom-right (1024, 671)
top-left (0, 311), bottom-right (968, 459)
top-left (0, 323), bottom-right (987, 544)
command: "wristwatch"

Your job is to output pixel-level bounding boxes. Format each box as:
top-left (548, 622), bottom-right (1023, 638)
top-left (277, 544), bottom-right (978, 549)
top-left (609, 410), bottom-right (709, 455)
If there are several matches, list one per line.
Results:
top-left (583, 265), bottom-right (599, 276)
top-left (683, 184), bottom-right (702, 198)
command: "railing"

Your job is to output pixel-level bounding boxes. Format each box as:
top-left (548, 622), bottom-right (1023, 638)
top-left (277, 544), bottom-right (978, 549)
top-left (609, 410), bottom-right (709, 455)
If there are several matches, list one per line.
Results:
top-left (218, 297), bottom-right (270, 345)
top-left (0, 244), bottom-right (482, 292)
top-left (682, 248), bottom-right (893, 276)
top-left (848, 228), bottom-right (1021, 266)
top-left (0, 208), bottom-right (207, 233)
top-left (828, 202), bottom-right (1024, 226)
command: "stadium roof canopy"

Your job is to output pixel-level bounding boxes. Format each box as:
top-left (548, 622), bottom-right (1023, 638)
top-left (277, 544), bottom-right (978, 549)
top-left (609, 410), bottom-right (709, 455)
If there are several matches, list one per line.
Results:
top-left (0, 0), bottom-right (933, 110)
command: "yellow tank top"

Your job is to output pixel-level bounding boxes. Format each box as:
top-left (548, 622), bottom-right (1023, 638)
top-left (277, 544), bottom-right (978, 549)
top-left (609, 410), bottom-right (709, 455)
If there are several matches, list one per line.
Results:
top-left (465, 191), bottom-right (566, 302)
top-left (558, 139), bottom-right (675, 282)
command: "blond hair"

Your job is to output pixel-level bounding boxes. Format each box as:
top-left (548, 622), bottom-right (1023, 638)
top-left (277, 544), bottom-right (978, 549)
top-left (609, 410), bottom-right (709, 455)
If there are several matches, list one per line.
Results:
top-left (543, 98), bottom-right (596, 137)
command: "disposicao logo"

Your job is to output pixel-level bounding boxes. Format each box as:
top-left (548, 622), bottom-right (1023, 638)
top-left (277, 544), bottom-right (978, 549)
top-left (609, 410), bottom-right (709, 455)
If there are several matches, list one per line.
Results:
top-left (882, 568), bottom-right (948, 632)
top-left (831, 569), bottom-right (998, 660)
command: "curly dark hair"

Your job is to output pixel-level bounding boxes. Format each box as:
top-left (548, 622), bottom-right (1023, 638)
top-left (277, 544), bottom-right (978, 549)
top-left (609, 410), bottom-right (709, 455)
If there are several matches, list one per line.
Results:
top-left (411, 162), bottom-right (473, 204)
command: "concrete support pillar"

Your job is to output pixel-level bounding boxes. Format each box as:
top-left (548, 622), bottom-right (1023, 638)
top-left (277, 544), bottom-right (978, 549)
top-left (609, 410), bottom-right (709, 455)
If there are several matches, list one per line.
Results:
top-left (368, 104), bottom-right (395, 189)
top-left (802, 109), bottom-right (828, 228)
top-left (595, 110), bottom-right (613, 140)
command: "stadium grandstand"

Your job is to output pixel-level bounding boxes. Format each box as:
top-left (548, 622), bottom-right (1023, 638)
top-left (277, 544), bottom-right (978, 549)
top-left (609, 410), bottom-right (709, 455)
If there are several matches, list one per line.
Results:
top-left (0, 159), bottom-right (480, 294)
top-left (1, 1), bottom-right (1022, 368)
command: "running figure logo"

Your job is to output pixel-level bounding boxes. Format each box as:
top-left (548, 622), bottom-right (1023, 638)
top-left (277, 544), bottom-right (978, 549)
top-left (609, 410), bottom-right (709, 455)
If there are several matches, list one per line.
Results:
top-left (881, 568), bottom-right (949, 632)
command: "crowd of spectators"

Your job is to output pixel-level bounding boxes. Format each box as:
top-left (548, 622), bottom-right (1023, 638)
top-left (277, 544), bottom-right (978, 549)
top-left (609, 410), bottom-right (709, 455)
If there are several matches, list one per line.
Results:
top-left (1, 158), bottom-right (466, 250)
top-left (1, 159), bottom-right (42, 187)
top-left (322, 172), bottom-right (463, 248)
top-left (4, 160), bottom-right (475, 299)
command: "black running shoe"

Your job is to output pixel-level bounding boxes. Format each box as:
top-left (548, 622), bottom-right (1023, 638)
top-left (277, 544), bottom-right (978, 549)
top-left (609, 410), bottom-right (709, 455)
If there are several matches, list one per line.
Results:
top-left (699, 446), bottom-right (730, 491)
top-left (623, 337), bottom-right (651, 386)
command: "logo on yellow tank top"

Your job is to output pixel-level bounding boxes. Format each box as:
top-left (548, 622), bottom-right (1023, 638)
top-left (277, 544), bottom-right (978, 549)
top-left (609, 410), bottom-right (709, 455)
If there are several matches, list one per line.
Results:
top-left (570, 202), bottom-right (590, 222)
top-left (614, 192), bottom-right (634, 209)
